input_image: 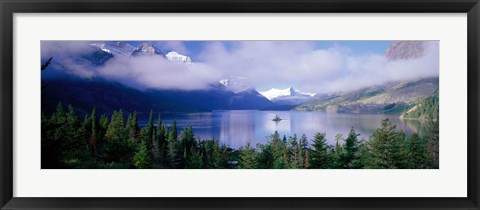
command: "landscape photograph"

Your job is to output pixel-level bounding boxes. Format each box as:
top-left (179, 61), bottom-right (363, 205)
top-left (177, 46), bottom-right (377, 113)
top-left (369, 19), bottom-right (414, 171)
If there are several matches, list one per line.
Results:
top-left (41, 40), bottom-right (439, 169)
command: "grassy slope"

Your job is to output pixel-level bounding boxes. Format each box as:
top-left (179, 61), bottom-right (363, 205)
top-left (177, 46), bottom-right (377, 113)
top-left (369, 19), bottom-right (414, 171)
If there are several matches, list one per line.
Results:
top-left (295, 77), bottom-right (438, 114)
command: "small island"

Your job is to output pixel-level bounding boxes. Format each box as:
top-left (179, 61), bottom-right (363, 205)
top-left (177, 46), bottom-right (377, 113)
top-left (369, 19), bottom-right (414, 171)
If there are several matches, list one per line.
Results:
top-left (272, 114), bottom-right (282, 122)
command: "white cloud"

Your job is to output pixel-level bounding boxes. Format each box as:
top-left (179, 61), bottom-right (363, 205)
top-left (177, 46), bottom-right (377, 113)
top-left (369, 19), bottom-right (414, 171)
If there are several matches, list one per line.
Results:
top-left (42, 41), bottom-right (439, 94)
top-left (97, 55), bottom-right (223, 90)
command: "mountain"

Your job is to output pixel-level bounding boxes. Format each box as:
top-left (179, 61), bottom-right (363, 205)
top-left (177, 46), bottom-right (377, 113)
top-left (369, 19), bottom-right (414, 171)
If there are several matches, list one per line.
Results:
top-left (228, 88), bottom-right (276, 109)
top-left (294, 41), bottom-right (438, 114)
top-left (259, 87), bottom-right (315, 105)
top-left (42, 42), bottom-right (281, 114)
top-left (401, 93), bottom-right (439, 120)
top-left (294, 77), bottom-right (438, 114)
top-left (165, 51), bottom-right (192, 64)
top-left (90, 41), bottom-right (136, 57)
top-left (131, 43), bottom-right (165, 57)
top-left (42, 76), bottom-right (277, 115)
top-left (385, 41), bottom-right (426, 61)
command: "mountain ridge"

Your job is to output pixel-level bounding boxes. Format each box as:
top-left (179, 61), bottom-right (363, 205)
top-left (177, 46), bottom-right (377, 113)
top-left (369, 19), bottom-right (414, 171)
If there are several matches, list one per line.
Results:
top-left (294, 77), bottom-right (438, 114)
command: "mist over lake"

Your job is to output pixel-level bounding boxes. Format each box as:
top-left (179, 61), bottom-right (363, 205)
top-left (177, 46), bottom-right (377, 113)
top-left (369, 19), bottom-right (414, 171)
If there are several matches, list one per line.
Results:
top-left (139, 110), bottom-right (425, 148)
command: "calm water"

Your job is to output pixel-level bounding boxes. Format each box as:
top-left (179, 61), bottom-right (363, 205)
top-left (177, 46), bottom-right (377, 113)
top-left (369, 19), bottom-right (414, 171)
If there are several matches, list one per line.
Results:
top-left (139, 110), bottom-right (426, 148)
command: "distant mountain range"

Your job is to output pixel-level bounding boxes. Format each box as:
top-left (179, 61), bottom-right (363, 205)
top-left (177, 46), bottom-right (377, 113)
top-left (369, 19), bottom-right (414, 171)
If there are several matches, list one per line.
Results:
top-left (259, 87), bottom-right (315, 106)
top-left (42, 41), bottom-right (438, 116)
top-left (42, 42), bottom-right (275, 114)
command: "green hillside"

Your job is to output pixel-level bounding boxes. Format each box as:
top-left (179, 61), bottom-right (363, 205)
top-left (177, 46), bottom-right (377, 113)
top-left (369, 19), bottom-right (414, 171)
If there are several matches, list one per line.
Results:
top-left (401, 93), bottom-right (439, 120)
top-left (295, 77), bottom-right (438, 114)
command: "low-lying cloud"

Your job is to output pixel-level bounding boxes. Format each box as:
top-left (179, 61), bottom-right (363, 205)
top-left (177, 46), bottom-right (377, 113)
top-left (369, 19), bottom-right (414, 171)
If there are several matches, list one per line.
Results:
top-left (41, 40), bottom-right (439, 94)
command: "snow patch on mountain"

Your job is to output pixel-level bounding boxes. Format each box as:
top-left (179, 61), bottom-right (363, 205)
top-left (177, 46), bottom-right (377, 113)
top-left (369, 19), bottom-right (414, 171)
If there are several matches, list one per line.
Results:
top-left (259, 87), bottom-right (314, 100)
top-left (166, 51), bottom-right (193, 64)
top-left (90, 41), bottom-right (136, 57)
top-left (258, 87), bottom-right (315, 105)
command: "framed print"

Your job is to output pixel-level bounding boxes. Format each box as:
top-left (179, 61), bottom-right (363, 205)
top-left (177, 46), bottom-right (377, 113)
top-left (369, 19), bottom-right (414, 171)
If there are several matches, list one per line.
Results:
top-left (1, 0), bottom-right (479, 209)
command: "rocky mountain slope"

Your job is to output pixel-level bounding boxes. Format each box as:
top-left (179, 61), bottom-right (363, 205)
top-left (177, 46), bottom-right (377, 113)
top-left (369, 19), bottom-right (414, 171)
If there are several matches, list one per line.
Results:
top-left (294, 77), bottom-right (438, 114)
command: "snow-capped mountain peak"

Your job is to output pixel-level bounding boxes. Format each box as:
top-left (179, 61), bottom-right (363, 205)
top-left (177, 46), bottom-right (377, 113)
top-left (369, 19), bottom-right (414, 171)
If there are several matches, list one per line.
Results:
top-left (166, 51), bottom-right (193, 64)
top-left (219, 79), bottom-right (231, 87)
top-left (131, 43), bottom-right (164, 57)
top-left (90, 41), bottom-right (136, 57)
top-left (259, 87), bottom-right (316, 105)
top-left (259, 87), bottom-right (296, 100)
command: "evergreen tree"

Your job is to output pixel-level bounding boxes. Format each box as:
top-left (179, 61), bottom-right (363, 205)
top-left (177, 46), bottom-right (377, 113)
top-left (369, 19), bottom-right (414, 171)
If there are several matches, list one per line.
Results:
top-left (167, 127), bottom-right (179, 168)
top-left (288, 135), bottom-right (301, 169)
top-left (91, 107), bottom-right (98, 138)
top-left (426, 118), bottom-right (439, 168)
top-left (270, 131), bottom-right (288, 169)
top-left (309, 132), bottom-right (332, 169)
top-left (368, 118), bottom-right (406, 169)
top-left (158, 123), bottom-right (168, 166)
top-left (125, 113), bottom-right (136, 139)
top-left (239, 142), bottom-right (257, 169)
top-left (332, 134), bottom-right (343, 168)
top-left (212, 140), bottom-right (229, 168)
top-left (89, 107), bottom-right (98, 156)
top-left (133, 140), bottom-right (151, 169)
top-left (141, 110), bottom-right (155, 150)
top-left (257, 144), bottom-right (274, 169)
top-left (62, 105), bottom-right (90, 168)
top-left (104, 110), bottom-right (133, 164)
top-left (304, 150), bottom-right (311, 169)
top-left (299, 134), bottom-right (309, 168)
top-left (99, 114), bottom-right (109, 130)
top-left (405, 133), bottom-right (428, 168)
top-left (172, 120), bottom-right (178, 141)
top-left (52, 102), bottom-right (66, 124)
top-left (340, 128), bottom-right (361, 168)
top-left (354, 142), bottom-right (370, 169)
top-left (185, 147), bottom-right (204, 169)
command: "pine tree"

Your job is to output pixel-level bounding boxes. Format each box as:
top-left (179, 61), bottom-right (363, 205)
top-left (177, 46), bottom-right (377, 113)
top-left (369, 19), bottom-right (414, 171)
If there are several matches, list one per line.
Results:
top-left (426, 118), bottom-right (439, 169)
top-left (406, 133), bottom-right (428, 168)
top-left (332, 134), bottom-right (343, 168)
top-left (62, 105), bottom-right (90, 168)
top-left (89, 107), bottom-right (98, 156)
top-left (304, 149), bottom-right (311, 169)
top-left (212, 140), bottom-right (228, 168)
top-left (238, 142), bottom-right (257, 169)
top-left (167, 128), bottom-right (179, 168)
top-left (257, 144), bottom-right (274, 169)
top-left (368, 118), bottom-right (406, 169)
top-left (104, 110), bottom-right (132, 164)
top-left (309, 132), bottom-right (332, 169)
top-left (172, 120), bottom-right (178, 141)
top-left (125, 113), bottom-right (136, 139)
top-left (158, 123), bottom-right (167, 166)
top-left (340, 128), bottom-right (360, 168)
top-left (99, 114), bottom-right (109, 130)
top-left (288, 135), bottom-right (301, 169)
top-left (270, 131), bottom-right (288, 169)
top-left (133, 140), bottom-right (151, 169)
top-left (185, 147), bottom-right (204, 169)
top-left (91, 107), bottom-right (98, 138)
top-left (143, 110), bottom-right (155, 150)
top-left (299, 134), bottom-right (309, 168)
top-left (52, 102), bottom-right (66, 124)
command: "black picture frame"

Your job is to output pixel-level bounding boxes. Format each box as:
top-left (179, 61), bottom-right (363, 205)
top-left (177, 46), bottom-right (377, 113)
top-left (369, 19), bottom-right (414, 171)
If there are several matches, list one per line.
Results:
top-left (1, 0), bottom-right (479, 209)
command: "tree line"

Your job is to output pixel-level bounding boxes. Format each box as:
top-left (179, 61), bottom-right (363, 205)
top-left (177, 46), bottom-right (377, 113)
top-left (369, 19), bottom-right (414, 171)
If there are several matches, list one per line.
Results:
top-left (42, 103), bottom-right (439, 169)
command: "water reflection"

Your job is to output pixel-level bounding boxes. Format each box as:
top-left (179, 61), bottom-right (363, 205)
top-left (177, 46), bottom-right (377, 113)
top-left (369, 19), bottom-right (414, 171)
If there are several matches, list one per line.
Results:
top-left (139, 110), bottom-right (426, 148)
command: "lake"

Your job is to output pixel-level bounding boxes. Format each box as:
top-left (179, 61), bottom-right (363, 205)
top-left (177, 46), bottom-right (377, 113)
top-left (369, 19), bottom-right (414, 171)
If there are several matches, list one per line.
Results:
top-left (139, 110), bottom-right (426, 148)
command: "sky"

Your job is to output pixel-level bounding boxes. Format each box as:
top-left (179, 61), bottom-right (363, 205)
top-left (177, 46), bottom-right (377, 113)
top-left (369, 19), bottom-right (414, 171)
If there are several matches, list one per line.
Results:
top-left (41, 40), bottom-right (439, 94)
top-left (124, 41), bottom-right (392, 61)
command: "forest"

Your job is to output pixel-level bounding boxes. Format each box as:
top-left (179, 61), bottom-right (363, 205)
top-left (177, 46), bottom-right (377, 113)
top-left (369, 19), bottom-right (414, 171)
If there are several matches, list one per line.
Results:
top-left (41, 102), bottom-right (439, 169)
